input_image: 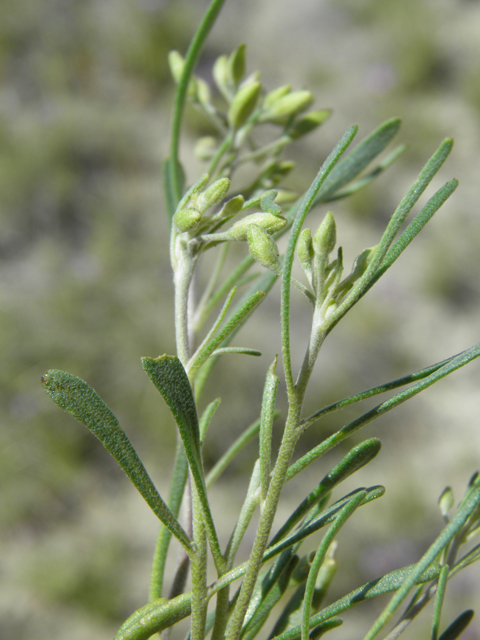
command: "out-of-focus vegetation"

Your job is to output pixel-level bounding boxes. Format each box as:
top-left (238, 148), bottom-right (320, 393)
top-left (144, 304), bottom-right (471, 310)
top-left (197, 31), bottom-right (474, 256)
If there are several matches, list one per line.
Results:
top-left (2, 1), bottom-right (480, 638)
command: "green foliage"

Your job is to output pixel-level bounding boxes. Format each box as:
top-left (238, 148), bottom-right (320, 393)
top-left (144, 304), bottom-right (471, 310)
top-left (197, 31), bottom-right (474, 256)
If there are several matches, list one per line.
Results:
top-left (39, 1), bottom-right (480, 639)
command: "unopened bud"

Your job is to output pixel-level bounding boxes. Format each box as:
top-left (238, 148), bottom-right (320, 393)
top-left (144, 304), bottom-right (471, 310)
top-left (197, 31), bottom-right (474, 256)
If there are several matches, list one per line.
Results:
top-left (259, 90), bottom-right (314, 124)
top-left (173, 207), bottom-right (202, 233)
top-left (217, 195), bottom-right (245, 219)
top-left (439, 486), bottom-right (454, 518)
top-left (298, 228), bottom-right (314, 271)
top-left (350, 246), bottom-right (377, 279)
top-left (247, 225), bottom-right (280, 270)
top-left (228, 212), bottom-right (286, 241)
top-left (194, 136), bottom-right (218, 161)
top-left (213, 54), bottom-right (230, 98)
top-left (274, 189), bottom-right (298, 204)
top-left (288, 109), bottom-right (332, 139)
top-left (228, 44), bottom-right (246, 87)
top-left (263, 84), bottom-right (292, 109)
top-left (168, 50), bottom-right (185, 83)
top-left (313, 212), bottom-right (336, 256)
top-left (196, 178), bottom-right (231, 212)
top-left (228, 81), bottom-right (262, 129)
top-left (196, 78), bottom-right (211, 105)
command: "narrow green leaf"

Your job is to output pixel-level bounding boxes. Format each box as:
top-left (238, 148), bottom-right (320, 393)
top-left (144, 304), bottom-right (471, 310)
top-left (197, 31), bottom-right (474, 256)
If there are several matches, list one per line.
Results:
top-left (150, 440), bottom-right (189, 600)
top-left (432, 565), bottom-right (450, 640)
top-left (309, 619), bottom-right (343, 639)
top-left (206, 417), bottom-right (265, 487)
top-left (324, 144), bottom-right (406, 202)
top-left (270, 563), bottom-right (442, 640)
top-left (142, 356), bottom-right (224, 572)
top-left (188, 290), bottom-right (265, 380)
top-left (451, 542), bottom-right (480, 576)
top-left (114, 593), bottom-right (192, 640)
top-left (199, 397), bottom-right (221, 444)
top-left (363, 479), bottom-right (480, 640)
top-left (287, 342), bottom-right (480, 481)
top-left (323, 138), bottom-right (455, 335)
top-left (313, 118), bottom-right (401, 205)
top-left (273, 439), bottom-right (381, 542)
top-left (41, 369), bottom-right (192, 553)
top-left (302, 492), bottom-right (366, 640)
top-left (266, 486), bottom-right (385, 562)
top-left (300, 354), bottom-right (458, 431)
top-left (438, 610), bottom-right (475, 640)
top-left (260, 358), bottom-right (279, 501)
top-left (163, 157), bottom-right (186, 220)
top-left (210, 347), bottom-right (262, 358)
top-left (241, 555), bottom-right (299, 640)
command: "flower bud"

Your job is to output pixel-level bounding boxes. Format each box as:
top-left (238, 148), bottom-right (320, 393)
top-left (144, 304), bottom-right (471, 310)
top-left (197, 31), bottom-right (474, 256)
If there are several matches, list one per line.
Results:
top-left (217, 195), bottom-right (245, 219)
top-left (247, 224), bottom-right (280, 270)
top-left (196, 78), bottom-right (211, 105)
top-left (263, 84), bottom-right (292, 109)
top-left (288, 109), bottom-right (332, 139)
top-left (196, 178), bottom-right (231, 212)
top-left (228, 81), bottom-right (262, 129)
top-left (173, 207), bottom-right (202, 233)
top-left (213, 54), bottom-right (230, 98)
top-left (228, 212), bottom-right (286, 241)
top-left (168, 50), bottom-right (185, 84)
top-left (350, 246), bottom-right (377, 279)
top-left (228, 43), bottom-right (246, 87)
top-left (297, 228), bottom-right (314, 272)
top-left (194, 136), bottom-right (218, 161)
top-left (313, 212), bottom-right (336, 256)
top-left (260, 190), bottom-right (282, 216)
top-left (259, 90), bottom-right (314, 124)
top-left (439, 486), bottom-right (454, 518)
top-left (274, 189), bottom-right (298, 204)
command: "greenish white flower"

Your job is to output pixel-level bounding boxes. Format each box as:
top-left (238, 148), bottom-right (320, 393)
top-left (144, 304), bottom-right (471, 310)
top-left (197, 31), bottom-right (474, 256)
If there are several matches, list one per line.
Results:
top-left (228, 81), bottom-right (262, 129)
top-left (228, 212), bottom-right (286, 241)
top-left (247, 224), bottom-right (281, 270)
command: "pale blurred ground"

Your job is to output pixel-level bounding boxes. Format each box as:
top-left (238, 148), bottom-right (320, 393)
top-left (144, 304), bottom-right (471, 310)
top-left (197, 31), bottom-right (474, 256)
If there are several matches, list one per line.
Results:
top-left (1, 0), bottom-right (480, 638)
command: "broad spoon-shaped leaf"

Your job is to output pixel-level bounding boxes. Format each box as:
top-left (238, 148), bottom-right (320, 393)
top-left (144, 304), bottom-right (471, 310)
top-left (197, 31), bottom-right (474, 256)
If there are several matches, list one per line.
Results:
top-left (41, 369), bottom-right (192, 554)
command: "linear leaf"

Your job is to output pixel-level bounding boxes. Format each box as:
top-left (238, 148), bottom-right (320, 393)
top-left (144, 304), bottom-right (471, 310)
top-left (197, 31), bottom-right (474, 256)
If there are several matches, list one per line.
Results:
top-left (41, 369), bottom-right (191, 553)
top-left (199, 397), bottom-right (221, 444)
top-left (114, 592), bottom-right (192, 640)
top-left (273, 439), bottom-right (381, 542)
top-left (270, 563), bottom-right (442, 640)
top-left (260, 358), bottom-right (279, 501)
top-left (432, 565), bottom-right (450, 640)
top-left (287, 342), bottom-right (480, 480)
top-left (312, 118), bottom-right (401, 205)
top-left (142, 355), bottom-right (224, 571)
top-left (438, 610), bottom-right (475, 640)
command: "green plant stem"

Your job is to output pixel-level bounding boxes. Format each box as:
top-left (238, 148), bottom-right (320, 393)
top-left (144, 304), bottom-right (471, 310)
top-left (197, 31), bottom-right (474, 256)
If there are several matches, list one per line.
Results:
top-left (190, 484), bottom-right (209, 640)
top-left (170, 0), bottom-right (229, 205)
top-left (174, 247), bottom-right (196, 365)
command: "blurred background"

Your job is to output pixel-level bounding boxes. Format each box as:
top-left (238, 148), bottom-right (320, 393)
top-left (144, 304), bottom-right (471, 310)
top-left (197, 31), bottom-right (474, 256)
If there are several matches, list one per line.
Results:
top-left (1, 0), bottom-right (480, 638)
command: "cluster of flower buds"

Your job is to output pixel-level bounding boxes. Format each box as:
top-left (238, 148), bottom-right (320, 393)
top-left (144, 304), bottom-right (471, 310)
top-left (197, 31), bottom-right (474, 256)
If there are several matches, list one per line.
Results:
top-left (168, 44), bottom-right (331, 198)
top-left (297, 213), bottom-right (377, 313)
top-left (172, 174), bottom-right (286, 264)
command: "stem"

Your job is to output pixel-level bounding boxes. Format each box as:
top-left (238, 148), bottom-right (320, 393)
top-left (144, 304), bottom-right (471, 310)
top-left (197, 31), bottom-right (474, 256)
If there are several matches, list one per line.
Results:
top-left (190, 483), bottom-right (209, 640)
top-left (170, 0), bottom-right (230, 204)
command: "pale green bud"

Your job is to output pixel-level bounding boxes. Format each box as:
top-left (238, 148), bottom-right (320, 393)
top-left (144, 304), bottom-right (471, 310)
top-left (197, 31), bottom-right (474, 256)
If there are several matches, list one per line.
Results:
top-left (297, 228), bottom-right (314, 271)
top-left (228, 44), bottom-right (246, 87)
top-left (259, 90), bottom-right (314, 124)
top-left (288, 109), bottom-right (332, 139)
top-left (263, 84), bottom-right (292, 109)
top-left (350, 246), bottom-right (377, 279)
top-left (196, 78), bottom-right (211, 105)
top-left (313, 212), bottom-right (336, 256)
top-left (228, 81), bottom-right (261, 129)
top-left (274, 189), bottom-right (298, 204)
top-left (194, 136), bottom-right (218, 161)
top-left (173, 207), bottom-right (202, 233)
top-left (168, 50), bottom-right (185, 83)
top-left (228, 212), bottom-right (286, 241)
top-left (168, 51), bottom-right (196, 98)
top-left (216, 195), bottom-right (245, 219)
top-left (439, 486), bottom-right (454, 518)
top-left (213, 54), bottom-right (230, 99)
top-left (247, 224), bottom-right (280, 270)
top-left (196, 178), bottom-right (231, 212)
